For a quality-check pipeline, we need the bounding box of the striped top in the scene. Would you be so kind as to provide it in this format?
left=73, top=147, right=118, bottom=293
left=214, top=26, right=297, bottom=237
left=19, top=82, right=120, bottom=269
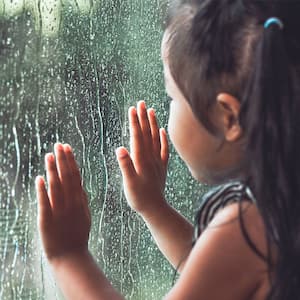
left=194, top=181, right=256, bottom=240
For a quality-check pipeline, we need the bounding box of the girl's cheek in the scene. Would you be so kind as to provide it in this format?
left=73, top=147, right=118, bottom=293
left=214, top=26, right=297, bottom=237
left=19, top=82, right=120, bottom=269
left=167, top=118, right=174, bottom=146
left=167, top=110, right=183, bottom=157
left=167, top=106, right=176, bottom=146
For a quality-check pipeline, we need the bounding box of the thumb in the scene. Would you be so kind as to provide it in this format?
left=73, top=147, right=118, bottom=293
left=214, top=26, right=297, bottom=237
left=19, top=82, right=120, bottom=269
left=36, top=176, right=52, bottom=222
left=116, top=147, right=137, bottom=180
left=160, top=128, right=169, bottom=168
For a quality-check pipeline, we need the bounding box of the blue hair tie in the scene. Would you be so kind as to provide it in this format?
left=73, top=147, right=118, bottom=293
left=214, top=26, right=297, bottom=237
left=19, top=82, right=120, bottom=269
left=264, top=17, right=284, bottom=30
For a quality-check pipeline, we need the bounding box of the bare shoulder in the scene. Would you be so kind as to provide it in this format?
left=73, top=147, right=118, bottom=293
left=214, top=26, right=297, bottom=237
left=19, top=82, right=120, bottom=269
left=210, top=201, right=269, bottom=259
left=164, top=201, right=271, bottom=300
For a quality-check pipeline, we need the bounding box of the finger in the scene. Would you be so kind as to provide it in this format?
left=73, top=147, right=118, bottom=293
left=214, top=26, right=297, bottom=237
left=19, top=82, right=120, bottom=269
left=129, top=106, right=145, bottom=162
left=116, top=147, right=137, bottom=180
left=54, top=143, right=73, bottom=200
left=63, top=144, right=84, bottom=207
left=148, top=108, right=161, bottom=157
left=36, top=176, right=52, bottom=222
left=137, top=101, right=153, bottom=150
left=63, top=144, right=82, bottom=188
left=45, top=153, right=64, bottom=210
left=160, top=128, right=169, bottom=168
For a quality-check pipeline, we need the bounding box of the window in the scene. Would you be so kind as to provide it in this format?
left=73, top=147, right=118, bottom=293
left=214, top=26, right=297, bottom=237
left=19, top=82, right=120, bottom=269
left=0, top=1, right=205, bottom=299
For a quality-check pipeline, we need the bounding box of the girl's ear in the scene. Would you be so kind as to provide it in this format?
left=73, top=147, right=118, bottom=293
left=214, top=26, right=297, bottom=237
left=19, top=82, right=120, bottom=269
left=216, top=93, right=242, bottom=142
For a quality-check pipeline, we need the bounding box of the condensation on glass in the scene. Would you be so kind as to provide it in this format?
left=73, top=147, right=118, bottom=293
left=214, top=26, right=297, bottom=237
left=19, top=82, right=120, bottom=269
left=0, top=1, right=205, bottom=299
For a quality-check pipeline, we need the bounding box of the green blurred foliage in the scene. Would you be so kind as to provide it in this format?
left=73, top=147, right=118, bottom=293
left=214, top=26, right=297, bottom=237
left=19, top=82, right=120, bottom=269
left=0, top=1, right=207, bottom=299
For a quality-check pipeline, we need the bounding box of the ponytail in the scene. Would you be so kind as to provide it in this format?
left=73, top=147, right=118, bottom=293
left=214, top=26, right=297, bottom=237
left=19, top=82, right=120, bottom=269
left=239, top=14, right=300, bottom=300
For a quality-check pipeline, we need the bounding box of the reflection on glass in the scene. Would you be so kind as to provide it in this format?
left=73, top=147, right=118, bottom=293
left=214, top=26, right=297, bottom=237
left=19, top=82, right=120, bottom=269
left=0, top=1, right=206, bottom=299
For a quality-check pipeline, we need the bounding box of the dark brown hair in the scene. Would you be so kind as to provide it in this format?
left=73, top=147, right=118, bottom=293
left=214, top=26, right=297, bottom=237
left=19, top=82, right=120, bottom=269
left=165, top=1, right=300, bottom=299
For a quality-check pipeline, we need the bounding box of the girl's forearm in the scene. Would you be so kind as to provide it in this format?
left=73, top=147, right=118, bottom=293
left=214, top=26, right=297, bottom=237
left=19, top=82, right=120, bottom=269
left=141, top=200, right=194, bottom=272
left=49, top=249, right=124, bottom=300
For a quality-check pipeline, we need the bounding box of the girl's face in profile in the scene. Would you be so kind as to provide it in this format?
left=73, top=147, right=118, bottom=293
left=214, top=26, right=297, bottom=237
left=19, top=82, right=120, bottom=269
left=161, top=31, right=246, bottom=185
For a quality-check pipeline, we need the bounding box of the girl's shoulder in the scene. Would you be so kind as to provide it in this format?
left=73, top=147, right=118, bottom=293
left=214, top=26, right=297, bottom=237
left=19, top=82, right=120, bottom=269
left=194, top=180, right=256, bottom=238
left=194, top=180, right=276, bottom=268
left=168, top=182, right=271, bottom=300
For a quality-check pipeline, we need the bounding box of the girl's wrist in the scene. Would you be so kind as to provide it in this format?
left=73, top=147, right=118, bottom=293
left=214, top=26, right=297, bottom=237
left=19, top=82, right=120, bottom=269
left=139, top=197, right=171, bottom=223
left=47, top=247, right=90, bottom=269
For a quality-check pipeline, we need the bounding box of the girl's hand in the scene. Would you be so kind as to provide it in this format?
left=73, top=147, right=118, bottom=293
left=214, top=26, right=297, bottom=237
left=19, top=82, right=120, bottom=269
left=36, top=143, right=91, bottom=263
left=116, top=101, right=169, bottom=216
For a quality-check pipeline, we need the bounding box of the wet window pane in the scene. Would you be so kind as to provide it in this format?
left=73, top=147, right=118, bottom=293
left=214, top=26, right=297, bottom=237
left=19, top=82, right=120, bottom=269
left=0, top=1, right=206, bottom=299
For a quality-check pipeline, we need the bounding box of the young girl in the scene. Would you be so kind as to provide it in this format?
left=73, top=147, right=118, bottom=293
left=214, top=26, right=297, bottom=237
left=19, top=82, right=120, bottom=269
left=35, top=1, right=300, bottom=299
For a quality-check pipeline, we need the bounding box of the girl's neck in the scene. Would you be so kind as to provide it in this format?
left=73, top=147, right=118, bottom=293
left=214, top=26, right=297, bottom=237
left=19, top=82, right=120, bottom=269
left=206, top=159, right=250, bottom=186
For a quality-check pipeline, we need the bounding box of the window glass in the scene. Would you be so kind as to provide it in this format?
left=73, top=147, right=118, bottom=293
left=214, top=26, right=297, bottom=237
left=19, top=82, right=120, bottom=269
left=0, top=1, right=206, bottom=299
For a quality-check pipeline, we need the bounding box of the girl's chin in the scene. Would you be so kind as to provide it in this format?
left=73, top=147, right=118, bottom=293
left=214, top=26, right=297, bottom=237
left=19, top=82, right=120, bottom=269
left=188, top=167, right=212, bottom=185
left=189, top=167, right=240, bottom=186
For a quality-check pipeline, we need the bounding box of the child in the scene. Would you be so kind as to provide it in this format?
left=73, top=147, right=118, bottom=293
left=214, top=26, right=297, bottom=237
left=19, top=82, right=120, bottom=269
left=36, top=1, right=300, bottom=299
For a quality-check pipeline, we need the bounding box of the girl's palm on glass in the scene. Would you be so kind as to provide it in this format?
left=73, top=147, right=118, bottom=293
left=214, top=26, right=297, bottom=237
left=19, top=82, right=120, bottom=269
left=36, top=143, right=91, bottom=262
left=116, top=101, right=169, bottom=216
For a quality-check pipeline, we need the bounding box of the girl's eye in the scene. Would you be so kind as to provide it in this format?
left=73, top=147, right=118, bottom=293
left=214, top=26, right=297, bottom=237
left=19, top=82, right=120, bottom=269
left=166, top=95, right=173, bottom=102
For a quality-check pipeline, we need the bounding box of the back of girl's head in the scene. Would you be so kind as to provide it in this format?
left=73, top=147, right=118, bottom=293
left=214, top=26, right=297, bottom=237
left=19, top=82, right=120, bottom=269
left=164, top=1, right=300, bottom=299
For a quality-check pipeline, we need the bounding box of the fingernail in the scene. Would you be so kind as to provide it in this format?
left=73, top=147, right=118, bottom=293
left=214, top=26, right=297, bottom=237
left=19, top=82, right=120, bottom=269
left=35, top=176, right=40, bottom=185
left=54, top=143, right=63, bottom=151
left=115, top=147, right=127, bottom=158
left=35, top=176, right=44, bottom=186
left=148, top=108, right=155, bottom=115
left=138, top=100, right=146, bottom=108
left=161, top=128, right=167, bottom=134
left=64, top=144, right=72, bottom=152
left=45, top=153, right=54, bottom=164
left=129, top=106, right=137, bottom=114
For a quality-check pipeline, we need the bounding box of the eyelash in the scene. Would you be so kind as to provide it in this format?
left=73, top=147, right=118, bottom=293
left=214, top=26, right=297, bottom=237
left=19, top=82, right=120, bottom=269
left=166, top=95, right=173, bottom=102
